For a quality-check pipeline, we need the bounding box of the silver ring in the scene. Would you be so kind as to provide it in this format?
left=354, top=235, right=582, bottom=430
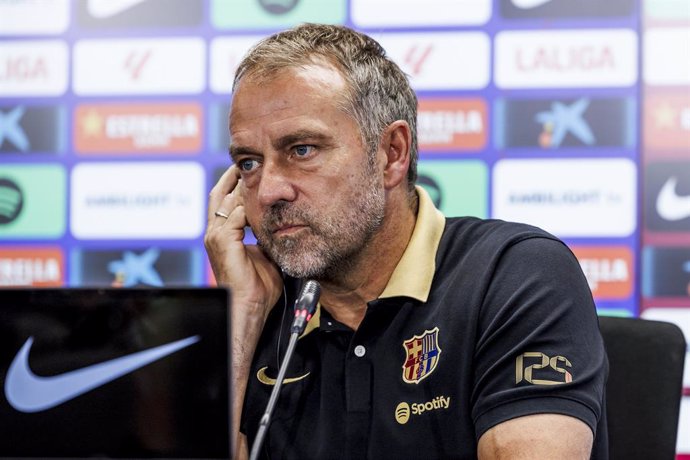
left=215, top=210, right=229, bottom=219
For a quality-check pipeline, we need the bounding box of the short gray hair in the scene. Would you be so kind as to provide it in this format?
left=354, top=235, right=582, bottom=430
left=233, top=23, right=418, bottom=193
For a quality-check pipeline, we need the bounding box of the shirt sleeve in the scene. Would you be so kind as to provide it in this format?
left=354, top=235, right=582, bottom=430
left=471, top=236, right=608, bottom=440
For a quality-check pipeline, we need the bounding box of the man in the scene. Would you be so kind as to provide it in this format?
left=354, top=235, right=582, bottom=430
left=205, top=23, right=607, bottom=460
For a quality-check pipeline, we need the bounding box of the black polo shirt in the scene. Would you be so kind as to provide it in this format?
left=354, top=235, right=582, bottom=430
left=241, top=188, right=608, bottom=460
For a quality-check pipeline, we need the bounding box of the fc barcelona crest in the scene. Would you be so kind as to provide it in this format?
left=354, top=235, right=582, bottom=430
left=402, top=327, right=441, bottom=384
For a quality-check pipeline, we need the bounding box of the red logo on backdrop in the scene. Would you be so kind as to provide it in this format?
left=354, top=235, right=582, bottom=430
left=0, top=56, right=48, bottom=82
left=404, top=44, right=433, bottom=76
left=0, top=247, right=64, bottom=287
left=123, top=50, right=152, bottom=80
left=517, top=45, right=615, bottom=72
left=402, top=327, right=441, bottom=384
left=417, top=98, right=487, bottom=151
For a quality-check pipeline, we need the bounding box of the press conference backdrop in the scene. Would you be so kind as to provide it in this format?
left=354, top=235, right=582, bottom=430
left=0, top=0, right=688, bottom=455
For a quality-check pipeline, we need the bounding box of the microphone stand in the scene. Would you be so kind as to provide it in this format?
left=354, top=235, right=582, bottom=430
left=249, top=280, right=320, bottom=460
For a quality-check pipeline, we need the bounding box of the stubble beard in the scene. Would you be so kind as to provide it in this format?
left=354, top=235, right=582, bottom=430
left=255, top=164, right=385, bottom=281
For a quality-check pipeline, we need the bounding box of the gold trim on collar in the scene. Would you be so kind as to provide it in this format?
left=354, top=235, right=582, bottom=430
left=379, top=186, right=445, bottom=302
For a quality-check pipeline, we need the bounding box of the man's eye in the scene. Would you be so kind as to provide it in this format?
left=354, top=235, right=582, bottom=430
left=294, top=145, right=314, bottom=157
left=238, top=159, right=259, bottom=171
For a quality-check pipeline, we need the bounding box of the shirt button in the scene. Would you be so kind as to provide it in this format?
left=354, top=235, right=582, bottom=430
left=354, top=345, right=366, bottom=357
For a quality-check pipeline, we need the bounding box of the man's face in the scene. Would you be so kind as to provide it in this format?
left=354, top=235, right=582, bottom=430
left=229, top=64, right=386, bottom=279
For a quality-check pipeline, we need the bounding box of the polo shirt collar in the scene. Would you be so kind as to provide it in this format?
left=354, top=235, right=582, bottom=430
left=301, top=185, right=446, bottom=336
left=378, top=185, right=445, bottom=302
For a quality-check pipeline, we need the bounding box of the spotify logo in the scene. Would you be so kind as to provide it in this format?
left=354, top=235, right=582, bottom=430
left=395, top=402, right=411, bottom=425
left=258, top=0, right=299, bottom=15
left=0, top=178, right=23, bottom=224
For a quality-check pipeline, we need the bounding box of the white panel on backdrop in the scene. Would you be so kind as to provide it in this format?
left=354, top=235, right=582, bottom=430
left=73, top=38, right=205, bottom=95
left=375, top=32, right=490, bottom=90
left=0, top=40, right=68, bottom=97
left=70, top=162, right=205, bottom=239
left=0, top=0, right=69, bottom=35
left=351, top=0, right=491, bottom=27
left=644, top=27, right=690, bottom=86
left=494, top=29, right=638, bottom=88
left=492, top=158, right=637, bottom=237
left=210, top=35, right=267, bottom=95
left=679, top=397, right=690, bottom=453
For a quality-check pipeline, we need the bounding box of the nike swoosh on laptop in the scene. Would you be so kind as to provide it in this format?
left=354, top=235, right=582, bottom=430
left=4, top=335, right=200, bottom=413
left=656, top=176, right=690, bottom=221
left=511, top=0, right=554, bottom=9
left=88, top=0, right=147, bottom=18
left=256, top=366, right=310, bottom=386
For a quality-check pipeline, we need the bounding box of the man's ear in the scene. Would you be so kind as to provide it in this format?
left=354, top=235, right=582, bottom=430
left=379, top=120, right=412, bottom=190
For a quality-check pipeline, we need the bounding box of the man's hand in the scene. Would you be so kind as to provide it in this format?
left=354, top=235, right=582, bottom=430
left=205, top=164, right=283, bottom=315
left=204, top=165, right=283, bottom=459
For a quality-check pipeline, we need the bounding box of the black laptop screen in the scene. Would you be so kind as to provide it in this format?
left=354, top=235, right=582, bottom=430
left=0, top=288, right=230, bottom=459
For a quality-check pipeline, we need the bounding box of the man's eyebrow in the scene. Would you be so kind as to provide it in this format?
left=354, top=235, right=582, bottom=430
left=273, top=130, right=333, bottom=151
left=229, top=145, right=260, bottom=161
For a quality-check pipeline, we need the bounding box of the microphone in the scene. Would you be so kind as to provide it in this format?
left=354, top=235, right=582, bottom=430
left=249, top=280, right=321, bottom=460
left=290, top=280, right=321, bottom=334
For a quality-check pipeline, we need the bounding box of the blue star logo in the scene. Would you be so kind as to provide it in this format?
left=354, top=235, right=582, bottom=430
left=535, top=98, right=595, bottom=148
left=0, top=106, right=30, bottom=152
left=108, top=248, right=164, bottom=287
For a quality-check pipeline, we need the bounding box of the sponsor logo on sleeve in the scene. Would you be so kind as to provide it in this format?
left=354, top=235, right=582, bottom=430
left=644, top=28, right=690, bottom=86
left=0, top=40, right=68, bottom=97
left=376, top=32, right=490, bottom=90
left=351, top=0, right=490, bottom=27
left=0, top=165, right=66, bottom=239
left=570, top=246, right=633, bottom=299
left=494, top=29, right=637, bottom=89
left=73, top=38, right=205, bottom=95
left=515, top=352, right=573, bottom=385
left=495, top=97, right=635, bottom=149
left=492, top=158, right=637, bottom=237
left=0, top=247, right=64, bottom=287
left=70, top=162, right=204, bottom=239
left=417, top=98, right=487, bottom=151
left=74, top=103, right=202, bottom=154
left=0, top=0, right=69, bottom=35
left=0, top=105, right=65, bottom=154
left=210, top=0, right=345, bottom=29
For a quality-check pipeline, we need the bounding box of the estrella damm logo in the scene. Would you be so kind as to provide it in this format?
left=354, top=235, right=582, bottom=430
left=402, top=327, right=441, bottom=384
left=515, top=352, right=572, bottom=385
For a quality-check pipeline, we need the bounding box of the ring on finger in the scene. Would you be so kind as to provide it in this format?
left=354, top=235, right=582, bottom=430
left=215, top=210, right=229, bottom=219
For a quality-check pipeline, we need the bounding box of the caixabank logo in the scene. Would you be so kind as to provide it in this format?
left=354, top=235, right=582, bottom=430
left=70, top=247, right=202, bottom=286
left=494, top=97, right=635, bottom=150
left=0, top=105, right=65, bottom=154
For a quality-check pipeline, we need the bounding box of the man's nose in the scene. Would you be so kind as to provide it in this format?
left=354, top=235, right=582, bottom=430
left=257, top=161, right=297, bottom=207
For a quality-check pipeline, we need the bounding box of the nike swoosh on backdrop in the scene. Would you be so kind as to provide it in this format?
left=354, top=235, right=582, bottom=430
left=88, top=0, right=148, bottom=18
left=4, top=335, right=200, bottom=413
left=656, top=176, right=690, bottom=221
left=511, top=0, right=554, bottom=9
left=257, top=366, right=310, bottom=386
